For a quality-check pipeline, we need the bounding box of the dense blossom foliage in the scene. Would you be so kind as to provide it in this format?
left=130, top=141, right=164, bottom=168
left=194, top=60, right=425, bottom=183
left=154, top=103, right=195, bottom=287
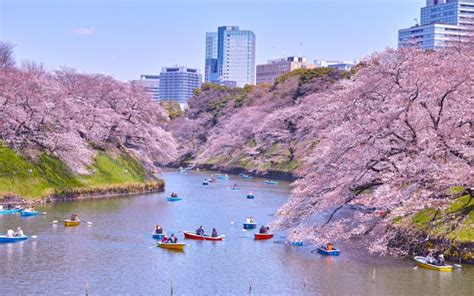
left=0, top=56, right=176, bottom=174
left=171, top=43, right=473, bottom=252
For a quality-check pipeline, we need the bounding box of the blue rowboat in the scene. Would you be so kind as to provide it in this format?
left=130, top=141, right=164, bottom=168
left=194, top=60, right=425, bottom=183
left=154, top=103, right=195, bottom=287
left=21, top=211, right=40, bottom=217
left=243, top=223, right=257, bottom=229
left=167, top=197, right=183, bottom=202
left=0, top=235, right=28, bottom=243
left=0, top=209, right=22, bottom=215
left=216, top=174, right=229, bottom=180
left=152, top=233, right=165, bottom=240
left=289, top=241, right=304, bottom=246
left=239, top=173, right=253, bottom=179
left=316, top=245, right=340, bottom=256
left=246, top=194, right=254, bottom=199
left=263, top=180, right=278, bottom=185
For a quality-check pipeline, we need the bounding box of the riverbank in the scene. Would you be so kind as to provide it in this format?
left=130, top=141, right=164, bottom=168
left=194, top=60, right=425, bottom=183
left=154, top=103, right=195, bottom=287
left=0, top=145, right=165, bottom=205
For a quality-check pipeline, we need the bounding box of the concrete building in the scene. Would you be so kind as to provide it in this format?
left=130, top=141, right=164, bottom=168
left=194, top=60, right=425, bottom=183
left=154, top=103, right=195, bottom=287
left=314, top=60, right=355, bottom=71
left=398, top=0, right=474, bottom=50
left=131, top=75, right=160, bottom=100
left=256, top=56, right=315, bottom=84
left=159, top=66, right=202, bottom=103
left=205, top=26, right=256, bottom=87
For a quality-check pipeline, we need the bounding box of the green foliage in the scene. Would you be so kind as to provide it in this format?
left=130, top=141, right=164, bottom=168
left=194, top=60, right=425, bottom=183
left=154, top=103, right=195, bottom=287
left=411, top=208, right=438, bottom=230
left=246, top=139, right=257, bottom=148
left=36, top=154, right=82, bottom=190
left=207, top=97, right=230, bottom=118
left=160, top=101, right=184, bottom=119
left=200, top=83, right=231, bottom=92
left=448, top=186, right=465, bottom=195
left=274, top=68, right=309, bottom=85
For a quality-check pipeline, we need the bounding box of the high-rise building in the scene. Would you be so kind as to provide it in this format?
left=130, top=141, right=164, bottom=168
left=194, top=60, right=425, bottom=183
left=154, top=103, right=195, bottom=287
left=159, top=66, right=202, bottom=103
left=131, top=75, right=160, bottom=100
left=398, top=0, right=474, bottom=50
left=314, top=60, right=356, bottom=71
left=256, top=56, right=315, bottom=84
left=205, top=26, right=256, bottom=87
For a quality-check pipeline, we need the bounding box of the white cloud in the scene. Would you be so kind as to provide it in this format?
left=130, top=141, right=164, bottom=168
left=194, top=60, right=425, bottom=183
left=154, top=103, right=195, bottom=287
left=73, top=27, right=95, bottom=36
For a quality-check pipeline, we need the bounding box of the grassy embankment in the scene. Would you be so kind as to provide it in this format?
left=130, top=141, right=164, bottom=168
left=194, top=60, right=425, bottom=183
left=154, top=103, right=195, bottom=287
left=0, top=144, right=162, bottom=201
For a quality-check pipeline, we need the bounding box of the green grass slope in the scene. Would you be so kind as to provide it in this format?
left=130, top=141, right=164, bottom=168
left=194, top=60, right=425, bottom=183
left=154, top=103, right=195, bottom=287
left=0, top=144, right=152, bottom=200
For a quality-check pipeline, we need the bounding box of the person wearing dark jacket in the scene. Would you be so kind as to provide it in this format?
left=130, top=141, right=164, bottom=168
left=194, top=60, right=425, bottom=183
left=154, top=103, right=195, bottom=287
left=196, top=226, right=205, bottom=236
left=211, top=228, right=218, bottom=237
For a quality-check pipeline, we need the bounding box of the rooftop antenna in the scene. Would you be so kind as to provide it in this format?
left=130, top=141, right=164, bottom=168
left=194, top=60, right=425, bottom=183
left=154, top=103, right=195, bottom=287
left=414, top=18, right=419, bottom=26
left=299, top=42, right=303, bottom=58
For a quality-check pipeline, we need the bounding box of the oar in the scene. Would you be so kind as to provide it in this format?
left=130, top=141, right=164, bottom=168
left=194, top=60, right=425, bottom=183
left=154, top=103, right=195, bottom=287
left=453, top=264, right=462, bottom=269
left=52, top=220, right=58, bottom=224
left=30, top=235, right=38, bottom=239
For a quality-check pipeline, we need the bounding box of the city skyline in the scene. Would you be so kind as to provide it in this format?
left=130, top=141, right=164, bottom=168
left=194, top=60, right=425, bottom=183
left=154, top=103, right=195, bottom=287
left=1, top=0, right=425, bottom=81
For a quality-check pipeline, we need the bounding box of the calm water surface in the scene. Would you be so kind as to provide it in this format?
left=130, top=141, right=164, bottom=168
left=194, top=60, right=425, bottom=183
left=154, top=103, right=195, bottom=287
left=1, top=170, right=473, bottom=295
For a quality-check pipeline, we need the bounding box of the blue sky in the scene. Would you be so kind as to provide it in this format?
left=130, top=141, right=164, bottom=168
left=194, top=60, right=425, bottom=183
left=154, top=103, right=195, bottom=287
left=0, top=0, right=425, bottom=81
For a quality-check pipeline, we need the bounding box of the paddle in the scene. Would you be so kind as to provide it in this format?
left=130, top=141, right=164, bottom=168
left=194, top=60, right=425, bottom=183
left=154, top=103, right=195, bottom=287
left=30, top=235, right=38, bottom=239
left=453, top=264, right=462, bottom=269
left=52, top=220, right=58, bottom=224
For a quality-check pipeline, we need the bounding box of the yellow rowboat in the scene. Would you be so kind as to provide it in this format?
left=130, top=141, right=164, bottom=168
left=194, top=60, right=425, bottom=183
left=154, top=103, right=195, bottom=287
left=64, top=220, right=80, bottom=227
left=414, top=256, right=453, bottom=272
left=158, top=242, right=185, bottom=251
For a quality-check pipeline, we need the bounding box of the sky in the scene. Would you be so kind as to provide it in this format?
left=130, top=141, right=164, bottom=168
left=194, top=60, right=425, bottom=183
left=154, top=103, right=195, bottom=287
left=0, top=0, right=425, bottom=81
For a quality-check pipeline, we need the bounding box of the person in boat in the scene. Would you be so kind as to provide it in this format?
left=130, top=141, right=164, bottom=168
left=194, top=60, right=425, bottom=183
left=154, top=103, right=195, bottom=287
left=438, top=254, right=445, bottom=266
left=167, top=234, right=178, bottom=243
left=70, top=213, right=79, bottom=222
left=426, top=252, right=437, bottom=264
left=196, top=226, right=205, bottom=236
left=259, top=226, right=268, bottom=234
left=232, top=183, right=238, bottom=189
left=161, top=235, right=168, bottom=243
left=7, top=204, right=12, bottom=210
left=326, top=243, right=333, bottom=251
left=211, top=228, right=218, bottom=237
left=155, top=225, right=163, bottom=234
left=248, top=192, right=253, bottom=197
left=249, top=216, right=255, bottom=223
left=170, top=192, right=177, bottom=198
left=14, top=227, right=24, bottom=237
left=6, top=229, right=14, bottom=238
left=246, top=216, right=252, bottom=223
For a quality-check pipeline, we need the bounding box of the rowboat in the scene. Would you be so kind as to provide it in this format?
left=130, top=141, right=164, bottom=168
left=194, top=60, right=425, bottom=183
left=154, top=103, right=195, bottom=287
left=202, top=181, right=209, bottom=185
left=21, top=211, right=40, bottom=217
left=414, top=256, right=453, bottom=272
left=0, top=209, right=22, bottom=215
left=158, top=242, right=186, bottom=251
left=317, top=246, right=340, bottom=256
left=152, top=233, right=165, bottom=240
left=0, top=235, right=28, bottom=243
left=289, top=241, right=304, bottom=246
left=64, top=220, right=80, bottom=227
left=216, top=174, right=229, bottom=180
left=263, top=180, right=278, bottom=185
left=246, top=194, right=254, bottom=199
left=167, top=197, right=183, bottom=202
left=239, top=173, right=252, bottom=179
left=243, top=223, right=257, bottom=229
left=254, top=233, right=273, bottom=240
left=183, top=231, right=224, bottom=241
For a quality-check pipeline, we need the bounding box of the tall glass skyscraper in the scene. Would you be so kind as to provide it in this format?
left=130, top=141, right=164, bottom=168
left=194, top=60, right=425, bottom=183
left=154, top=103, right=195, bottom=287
left=205, top=26, right=256, bottom=87
left=398, top=0, right=474, bottom=50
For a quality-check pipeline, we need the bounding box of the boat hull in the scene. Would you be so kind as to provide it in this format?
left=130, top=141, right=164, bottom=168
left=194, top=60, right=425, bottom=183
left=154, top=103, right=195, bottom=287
left=158, top=242, right=185, bottom=251
left=263, top=180, right=278, bottom=185
left=21, top=211, right=40, bottom=217
left=167, top=197, right=183, bottom=202
left=0, top=209, right=22, bottom=215
left=254, top=233, right=273, bottom=240
left=183, top=231, right=223, bottom=241
left=0, top=235, right=28, bottom=243
left=64, top=220, right=80, bottom=227
left=317, top=246, right=340, bottom=256
left=246, top=195, right=254, bottom=199
left=243, top=223, right=257, bottom=229
left=414, top=256, right=453, bottom=272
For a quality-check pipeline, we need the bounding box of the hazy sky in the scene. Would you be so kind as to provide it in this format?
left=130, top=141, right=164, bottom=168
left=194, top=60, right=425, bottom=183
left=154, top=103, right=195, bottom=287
left=1, top=0, right=425, bottom=81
